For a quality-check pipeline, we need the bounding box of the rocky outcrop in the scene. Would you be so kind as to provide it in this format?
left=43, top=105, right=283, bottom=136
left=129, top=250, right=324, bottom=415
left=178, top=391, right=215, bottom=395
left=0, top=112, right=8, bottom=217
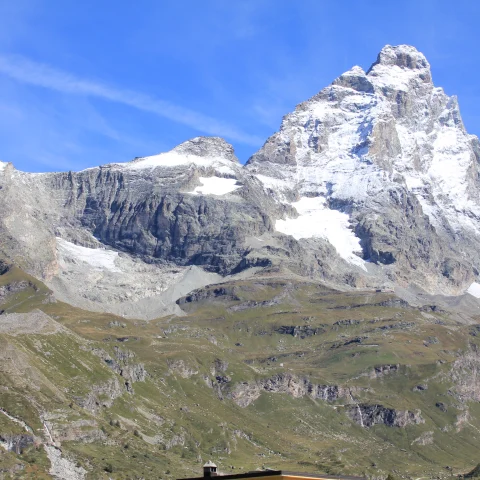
left=177, top=286, right=240, bottom=307
left=449, top=346, right=480, bottom=402
left=275, top=325, right=325, bottom=337
left=411, top=431, right=434, bottom=445
left=0, top=280, right=34, bottom=302
left=229, top=373, right=354, bottom=407
left=413, top=384, right=428, bottom=392
left=0, top=433, right=35, bottom=453
left=372, top=321, right=415, bottom=332
left=333, top=319, right=361, bottom=328
left=370, top=364, right=400, bottom=378
left=167, top=359, right=198, bottom=378
left=74, top=378, right=124, bottom=413
left=347, top=404, right=424, bottom=428
left=44, top=419, right=106, bottom=444
left=211, top=358, right=229, bottom=376
left=90, top=346, right=146, bottom=393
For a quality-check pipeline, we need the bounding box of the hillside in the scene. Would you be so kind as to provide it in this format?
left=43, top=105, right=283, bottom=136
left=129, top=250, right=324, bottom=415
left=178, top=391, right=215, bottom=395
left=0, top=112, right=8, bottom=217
left=1, top=263, right=480, bottom=478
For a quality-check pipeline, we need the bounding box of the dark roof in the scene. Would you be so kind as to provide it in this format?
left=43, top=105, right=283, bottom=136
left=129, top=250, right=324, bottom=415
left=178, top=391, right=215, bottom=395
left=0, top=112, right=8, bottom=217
left=179, top=469, right=365, bottom=480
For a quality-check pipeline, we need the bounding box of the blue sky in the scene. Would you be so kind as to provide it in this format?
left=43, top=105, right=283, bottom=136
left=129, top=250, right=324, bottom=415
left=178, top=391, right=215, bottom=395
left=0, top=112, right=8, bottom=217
left=0, top=0, right=479, bottom=172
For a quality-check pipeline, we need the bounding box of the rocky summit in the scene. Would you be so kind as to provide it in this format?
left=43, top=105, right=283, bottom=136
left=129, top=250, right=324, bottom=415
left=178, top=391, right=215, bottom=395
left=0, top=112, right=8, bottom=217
left=1, top=45, right=480, bottom=479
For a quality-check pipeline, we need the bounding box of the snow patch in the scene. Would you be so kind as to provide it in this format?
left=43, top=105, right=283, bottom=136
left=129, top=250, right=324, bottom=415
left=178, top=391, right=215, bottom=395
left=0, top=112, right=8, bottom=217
left=275, top=197, right=367, bottom=271
left=124, top=151, right=236, bottom=175
left=127, top=151, right=206, bottom=169
left=190, top=176, right=240, bottom=196
left=0, top=161, right=8, bottom=172
left=467, top=282, right=480, bottom=298
left=56, top=238, right=120, bottom=272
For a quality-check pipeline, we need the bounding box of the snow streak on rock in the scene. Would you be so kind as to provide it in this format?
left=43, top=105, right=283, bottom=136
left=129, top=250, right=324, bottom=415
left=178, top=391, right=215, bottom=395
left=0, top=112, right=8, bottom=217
left=275, top=197, right=366, bottom=271
left=190, top=176, right=240, bottom=196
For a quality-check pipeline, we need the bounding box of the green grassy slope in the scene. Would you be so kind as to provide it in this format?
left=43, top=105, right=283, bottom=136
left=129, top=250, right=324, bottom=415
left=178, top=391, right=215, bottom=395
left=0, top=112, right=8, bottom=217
left=0, top=266, right=479, bottom=479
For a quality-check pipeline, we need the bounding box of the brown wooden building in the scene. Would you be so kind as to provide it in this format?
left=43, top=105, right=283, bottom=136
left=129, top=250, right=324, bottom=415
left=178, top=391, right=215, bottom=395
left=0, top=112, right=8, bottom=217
left=179, top=463, right=366, bottom=480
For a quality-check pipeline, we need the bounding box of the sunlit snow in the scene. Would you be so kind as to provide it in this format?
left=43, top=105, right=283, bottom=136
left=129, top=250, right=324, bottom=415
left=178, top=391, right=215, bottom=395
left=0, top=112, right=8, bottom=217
left=367, top=45, right=430, bottom=92
left=190, top=176, right=240, bottom=196
left=127, top=151, right=206, bottom=169
left=124, top=152, right=235, bottom=175
left=56, top=238, right=121, bottom=272
left=467, top=282, right=480, bottom=298
left=275, top=197, right=367, bottom=271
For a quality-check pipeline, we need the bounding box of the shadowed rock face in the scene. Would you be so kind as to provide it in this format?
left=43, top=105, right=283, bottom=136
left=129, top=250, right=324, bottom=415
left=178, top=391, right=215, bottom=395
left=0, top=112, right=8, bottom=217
left=0, top=136, right=276, bottom=277
left=0, top=434, right=35, bottom=454
left=42, top=139, right=274, bottom=275
left=1, top=45, right=480, bottom=316
left=347, top=404, right=424, bottom=428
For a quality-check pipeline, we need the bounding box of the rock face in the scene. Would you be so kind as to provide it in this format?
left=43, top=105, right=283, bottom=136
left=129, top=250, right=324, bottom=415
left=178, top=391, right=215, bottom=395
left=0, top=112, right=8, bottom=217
left=0, top=138, right=273, bottom=318
left=347, top=404, right=424, bottom=428
left=228, top=373, right=353, bottom=407
left=449, top=346, right=480, bottom=402
left=90, top=346, right=147, bottom=393
left=370, top=364, right=400, bottom=378
left=0, top=433, right=35, bottom=453
left=1, top=45, right=480, bottom=316
left=275, top=325, right=325, bottom=337
left=1, top=136, right=273, bottom=275
left=74, top=378, right=124, bottom=413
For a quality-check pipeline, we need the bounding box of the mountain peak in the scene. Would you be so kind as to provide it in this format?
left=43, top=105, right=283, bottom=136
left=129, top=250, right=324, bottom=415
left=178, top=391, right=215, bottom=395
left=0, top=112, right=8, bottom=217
left=367, top=44, right=432, bottom=85
left=172, top=136, right=238, bottom=163
left=370, top=44, right=430, bottom=71
left=332, top=65, right=374, bottom=93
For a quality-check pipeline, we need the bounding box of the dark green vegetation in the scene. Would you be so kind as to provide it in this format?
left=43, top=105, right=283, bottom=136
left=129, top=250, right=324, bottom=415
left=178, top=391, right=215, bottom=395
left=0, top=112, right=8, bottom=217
left=0, top=264, right=479, bottom=479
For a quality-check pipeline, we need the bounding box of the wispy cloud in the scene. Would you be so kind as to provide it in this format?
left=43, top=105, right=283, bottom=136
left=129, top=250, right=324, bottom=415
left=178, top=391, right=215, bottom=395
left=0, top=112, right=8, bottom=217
left=0, top=53, right=262, bottom=146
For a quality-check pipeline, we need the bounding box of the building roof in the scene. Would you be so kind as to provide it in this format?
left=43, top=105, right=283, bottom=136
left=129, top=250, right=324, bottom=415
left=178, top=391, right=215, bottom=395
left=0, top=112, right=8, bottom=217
left=204, top=462, right=218, bottom=468
left=180, top=469, right=366, bottom=480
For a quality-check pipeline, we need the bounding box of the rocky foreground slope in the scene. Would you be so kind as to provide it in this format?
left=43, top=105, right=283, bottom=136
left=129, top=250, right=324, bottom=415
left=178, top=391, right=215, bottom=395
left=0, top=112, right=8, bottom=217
left=1, top=265, right=480, bottom=479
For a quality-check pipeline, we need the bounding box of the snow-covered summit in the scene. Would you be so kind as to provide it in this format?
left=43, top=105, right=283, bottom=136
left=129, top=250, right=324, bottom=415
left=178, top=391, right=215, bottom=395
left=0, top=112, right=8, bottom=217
left=172, top=137, right=238, bottom=163
left=367, top=44, right=432, bottom=90
left=114, top=137, right=241, bottom=176
left=246, top=44, right=480, bottom=293
left=369, top=45, right=430, bottom=72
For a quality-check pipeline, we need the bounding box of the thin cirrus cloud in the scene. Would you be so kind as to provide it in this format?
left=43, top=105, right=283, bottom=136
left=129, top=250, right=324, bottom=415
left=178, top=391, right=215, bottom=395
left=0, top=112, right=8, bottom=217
left=0, top=53, right=262, bottom=146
